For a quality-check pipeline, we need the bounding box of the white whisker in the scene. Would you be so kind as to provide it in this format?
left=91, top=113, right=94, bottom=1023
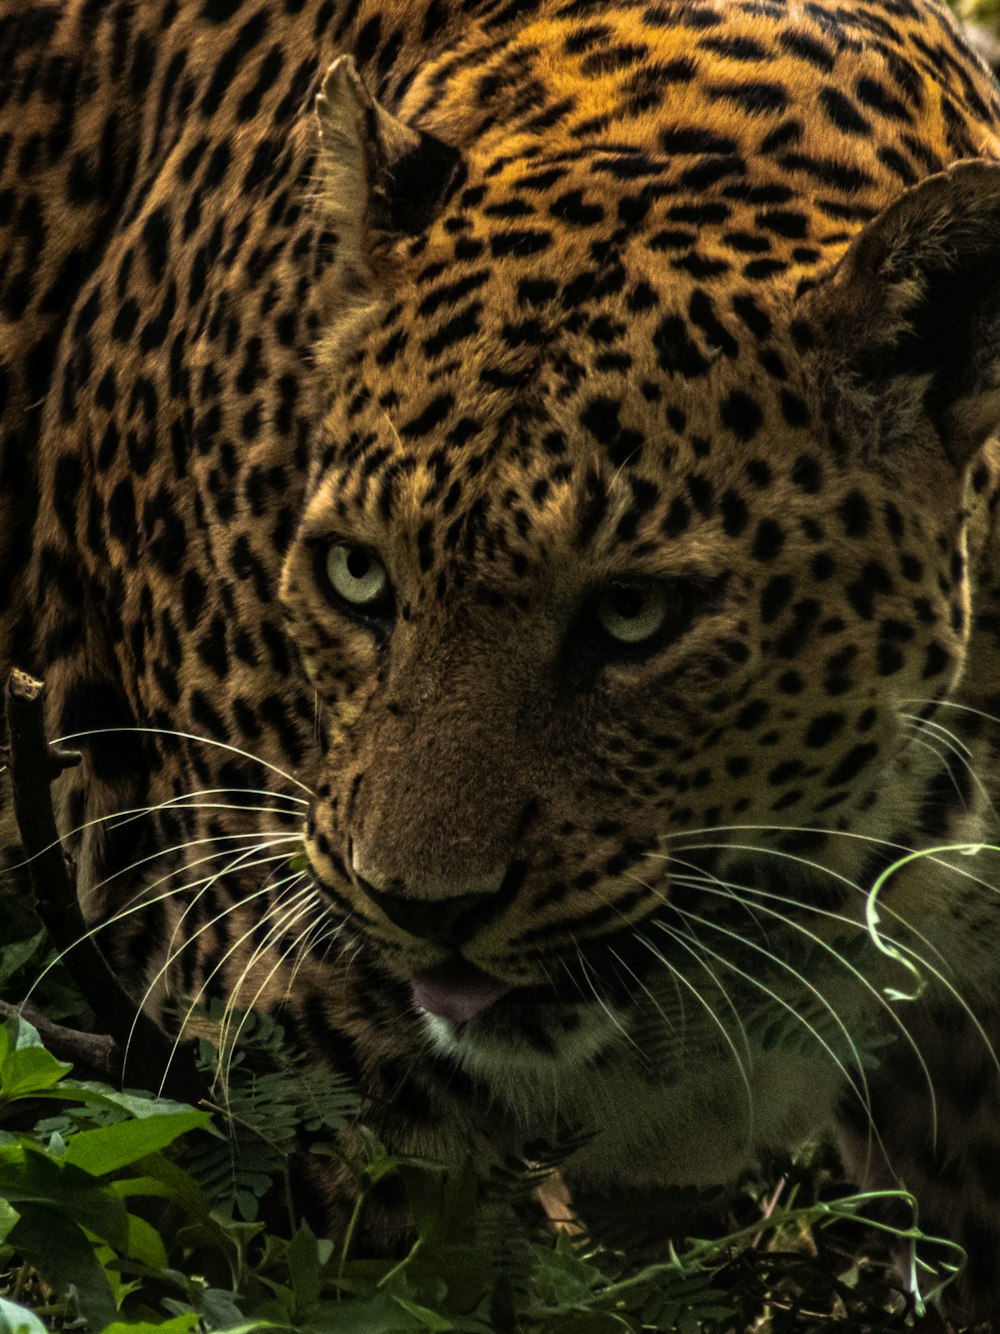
left=629, top=932, right=755, bottom=1115
left=54, top=725, right=314, bottom=796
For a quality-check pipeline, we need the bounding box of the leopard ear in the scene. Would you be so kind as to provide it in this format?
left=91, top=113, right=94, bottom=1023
left=799, top=159, right=1000, bottom=469
left=315, top=56, right=463, bottom=285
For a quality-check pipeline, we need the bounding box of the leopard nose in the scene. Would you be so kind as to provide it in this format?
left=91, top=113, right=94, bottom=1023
left=359, top=883, right=497, bottom=948
left=350, top=845, right=508, bottom=947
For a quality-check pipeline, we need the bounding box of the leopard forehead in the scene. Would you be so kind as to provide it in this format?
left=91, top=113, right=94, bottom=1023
left=305, top=273, right=815, bottom=598
left=294, top=224, right=903, bottom=614
left=302, top=146, right=820, bottom=557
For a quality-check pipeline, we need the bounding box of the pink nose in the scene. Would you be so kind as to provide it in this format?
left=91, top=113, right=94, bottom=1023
left=411, top=959, right=511, bottom=1023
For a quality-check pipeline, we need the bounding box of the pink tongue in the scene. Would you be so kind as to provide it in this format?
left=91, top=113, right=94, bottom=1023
left=411, top=960, right=511, bottom=1023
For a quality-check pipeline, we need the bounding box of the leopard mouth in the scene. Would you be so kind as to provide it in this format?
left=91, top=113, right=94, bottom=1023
left=410, top=958, right=512, bottom=1022
left=408, top=918, right=675, bottom=1028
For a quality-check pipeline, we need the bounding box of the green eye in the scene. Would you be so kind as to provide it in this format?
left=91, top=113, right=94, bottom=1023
left=324, top=543, right=390, bottom=610
left=595, top=584, right=668, bottom=645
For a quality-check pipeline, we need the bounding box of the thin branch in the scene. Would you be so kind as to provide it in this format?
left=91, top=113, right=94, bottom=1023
left=0, top=999, right=118, bottom=1081
left=4, top=669, right=204, bottom=1103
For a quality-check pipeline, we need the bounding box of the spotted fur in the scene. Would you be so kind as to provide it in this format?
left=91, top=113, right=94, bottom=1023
left=3, top=0, right=1000, bottom=1319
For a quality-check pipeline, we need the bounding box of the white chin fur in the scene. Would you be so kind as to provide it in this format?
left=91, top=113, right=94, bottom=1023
left=421, top=1001, right=622, bottom=1083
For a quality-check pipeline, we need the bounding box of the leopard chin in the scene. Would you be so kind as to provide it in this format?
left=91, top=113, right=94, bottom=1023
left=421, top=985, right=623, bottom=1069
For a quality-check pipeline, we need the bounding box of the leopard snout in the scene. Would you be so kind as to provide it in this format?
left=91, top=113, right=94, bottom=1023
left=350, top=842, right=508, bottom=947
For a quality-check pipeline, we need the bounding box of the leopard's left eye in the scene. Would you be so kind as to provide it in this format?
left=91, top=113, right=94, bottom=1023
left=323, top=542, right=392, bottom=614
left=595, top=584, right=668, bottom=645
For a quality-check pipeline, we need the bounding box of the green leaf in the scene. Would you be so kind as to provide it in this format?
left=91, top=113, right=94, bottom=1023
left=93, top=1242, right=143, bottom=1307
left=101, top=1320, right=278, bottom=1334
left=70, top=1084, right=203, bottom=1120
left=63, top=1110, right=210, bottom=1176
left=405, top=1244, right=491, bottom=1314
left=2, top=1014, right=42, bottom=1050
left=303, top=1294, right=439, bottom=1333
left=128, top=1152, right=217, bottom=1223
left=0, top=1295, right=49, bottom=1334
left=399, top=1159, right=478, bottom=1248
left=390, top=1296, right=456, bottom=1331
left=533, top=1231, right=605, bottom=1309
left=0, top=1028, right=72, bottom=1101
left=9, top=1202, right=119, bottom=1329
left=124, top=1212, right=169, bottom=1269
left=0, top=1142, right=128, bottom=1247
left=0, top=930, right=45, bottom=988
left=545, top=1316, right=635, bottom=1333
left=199, top=1287, right=250, bottom=1329
left=0, top=1197, right=19, bottom=1244
left=286, top=1219, right=328, bottom=1312
left=109, top=1174, right=187, bottom=1202
left=98, top=1318, right=202, bottom=1334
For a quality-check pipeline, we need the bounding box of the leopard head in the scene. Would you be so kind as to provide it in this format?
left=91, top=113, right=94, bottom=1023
left=279, top=58, right=1000, bottom=1071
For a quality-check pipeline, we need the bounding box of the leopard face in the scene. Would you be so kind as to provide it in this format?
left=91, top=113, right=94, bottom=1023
left=281, top=229, right=957, bottom=1057
left=276, top=55, right=1000, bottom=1090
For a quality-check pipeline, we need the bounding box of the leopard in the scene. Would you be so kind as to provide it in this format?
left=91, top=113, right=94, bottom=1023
left=3, top=0, right=1000, bottom=1320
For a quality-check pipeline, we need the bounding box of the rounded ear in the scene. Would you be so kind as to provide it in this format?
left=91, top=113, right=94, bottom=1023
left=798, top=159, right=1000, bottom=468
left=315, top=56, right=463, bottom=289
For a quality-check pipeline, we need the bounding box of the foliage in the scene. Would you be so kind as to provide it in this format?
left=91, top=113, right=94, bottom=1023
left=0, top=982, right=964, bottom=1332
left=952, top=0, right=1000, bottom=25
left=0, top=834, right=979, bottom=1333
left=948, top=0, right=1000, bottom=67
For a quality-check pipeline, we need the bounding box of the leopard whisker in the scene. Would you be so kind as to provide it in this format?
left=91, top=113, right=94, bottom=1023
left=200, top=878, right=317, bottom=1090
left=651, top=837, right=863, bottom=913
left=903, top=698, right=1000, bottom=731
left=646, top=889, right=758, bottom=1062
left=674, top=860, right=994, bottom=1114
left=903, top=714, right=974, bottom=760
left=148, top=869, right=313, bottom=1099
left=670, top=839, right=988, bottom=1071
left=566, top=945, right=645, bottom=1059
left=104, top=798, right=304, bottom=844
left=132, top=866, right=310, bottom=1091
left=85, top=832, right=304, bottom=959
left=668, top=844, right=1000, bottom=1081
left=606, top=946, right=679, bottom=1036
left=90, top=827, right=303, bottom=898
left=666, top=859, right=776, bottom=941
left=902, top=713, right=995, bottom=813
left=630, top=929, right=755, bottom=1117
left=579, top=875, right=753, bottom=1067
left=666, top=868, right=939, bottom=1150
left=54, top=725, right=315, bottom=796
left=164, top=874, right=315, bottom=1100
left=672, top=835, right=1000, bottom=936
left=651, top=912, right=872, bottom=1121
left=658, top=821, right=908, bottom=850
left=159, top=840, right=303, bottom=968
left=170, top=875, right=316, bottom=1062
left=651, top=840, right=955, bottom=975
left=21, top=836, right=302, bottom=1007
left=281, top=913, right=345, bottom=1003
left=214, top=888, right=328, bottom=1096
left=902, top=729, right=972, bottom=808
left=585, top=876, right=755, bottom=1081
left=3, top=785, right=305, bottom=877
